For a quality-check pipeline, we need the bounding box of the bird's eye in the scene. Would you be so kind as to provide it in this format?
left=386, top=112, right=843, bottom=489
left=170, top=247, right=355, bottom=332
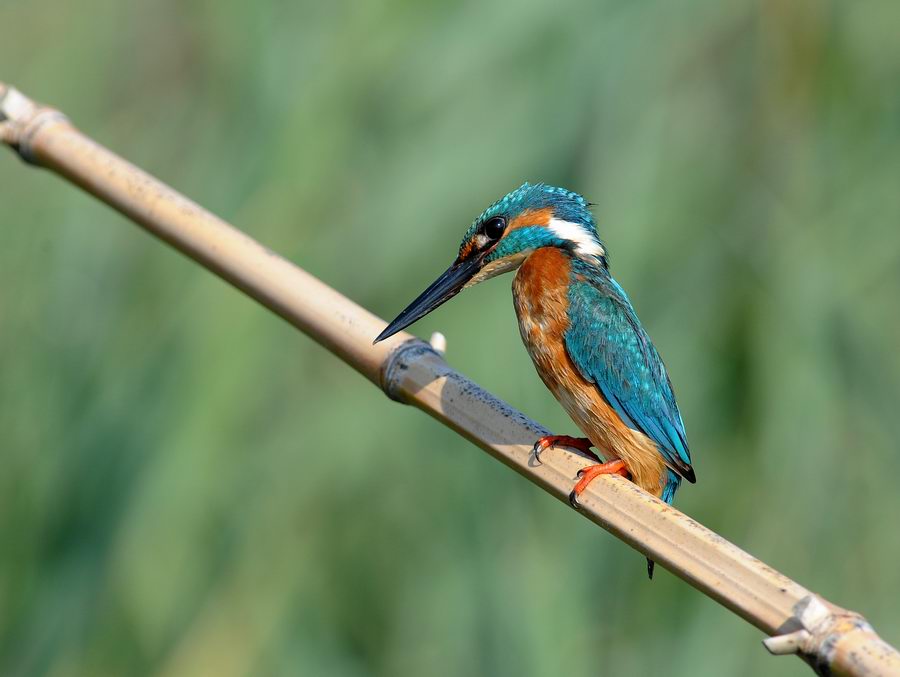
left=483, top=216, right=507, bottom=240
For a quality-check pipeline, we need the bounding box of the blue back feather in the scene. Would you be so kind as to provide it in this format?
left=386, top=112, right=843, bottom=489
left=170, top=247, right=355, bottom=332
left=563, top=262, right=694, bottom=488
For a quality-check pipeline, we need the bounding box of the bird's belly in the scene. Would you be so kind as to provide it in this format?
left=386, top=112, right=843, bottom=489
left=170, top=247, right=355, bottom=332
left=512, top=250, right=668, bottom=496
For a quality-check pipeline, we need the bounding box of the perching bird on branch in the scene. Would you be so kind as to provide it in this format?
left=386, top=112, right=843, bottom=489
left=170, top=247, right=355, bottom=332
left=375, top=183, right=695, bottom=577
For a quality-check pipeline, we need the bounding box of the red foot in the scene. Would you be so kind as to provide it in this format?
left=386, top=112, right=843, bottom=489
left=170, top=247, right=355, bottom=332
left=532, top=435, right=602, bottom=464
left=568, top=459, right=630, bottom=508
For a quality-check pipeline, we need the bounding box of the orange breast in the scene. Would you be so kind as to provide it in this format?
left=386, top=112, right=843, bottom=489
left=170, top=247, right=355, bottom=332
left=512, top=248, right=668, bottom=497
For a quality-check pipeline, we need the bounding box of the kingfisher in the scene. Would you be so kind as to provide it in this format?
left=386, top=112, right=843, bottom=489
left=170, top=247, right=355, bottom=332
left=375, top=183, right=695, bottom=577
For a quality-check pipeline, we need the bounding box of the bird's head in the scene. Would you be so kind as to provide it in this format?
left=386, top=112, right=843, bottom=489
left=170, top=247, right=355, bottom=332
left=375, top=182, right=606, bottom=343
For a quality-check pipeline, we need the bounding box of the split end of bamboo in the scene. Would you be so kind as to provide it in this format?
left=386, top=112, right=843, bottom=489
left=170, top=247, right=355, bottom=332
left=764, top=595, right=900, bottom=675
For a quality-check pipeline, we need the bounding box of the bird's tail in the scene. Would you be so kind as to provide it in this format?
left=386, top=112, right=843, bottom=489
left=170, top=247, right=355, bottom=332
left=661, top=469, right=682, bottom=504
left=647, top=470, right=682, bottom=579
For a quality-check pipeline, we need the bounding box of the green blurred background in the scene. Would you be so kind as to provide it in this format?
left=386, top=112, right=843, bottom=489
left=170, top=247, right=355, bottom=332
left=2, top=1, right=899, bottom=675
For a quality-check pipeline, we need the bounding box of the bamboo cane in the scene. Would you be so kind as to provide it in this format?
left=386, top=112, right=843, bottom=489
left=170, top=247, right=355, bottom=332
left=2, top=83, right=898, bottom=677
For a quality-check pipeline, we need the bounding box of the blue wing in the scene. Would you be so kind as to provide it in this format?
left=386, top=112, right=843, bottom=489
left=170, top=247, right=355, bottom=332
left=563, top=275, right=695, bottom=483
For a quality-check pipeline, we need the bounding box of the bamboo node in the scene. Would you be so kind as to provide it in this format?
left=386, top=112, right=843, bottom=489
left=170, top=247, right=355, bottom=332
left=380, top=338, right=444, bottom=403
left=0, top=85, right=68, bottom=164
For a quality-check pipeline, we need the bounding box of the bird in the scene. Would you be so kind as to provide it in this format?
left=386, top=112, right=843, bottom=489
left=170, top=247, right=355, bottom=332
left=374, top=182, right=695, bottom=577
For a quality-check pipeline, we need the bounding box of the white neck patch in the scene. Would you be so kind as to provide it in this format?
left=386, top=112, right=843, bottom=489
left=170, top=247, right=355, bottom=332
left=547, top=218, right=605, bottom=260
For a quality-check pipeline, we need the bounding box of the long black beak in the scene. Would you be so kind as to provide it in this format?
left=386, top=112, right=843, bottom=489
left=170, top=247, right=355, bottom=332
left=374, top=257, right=481, bottom=343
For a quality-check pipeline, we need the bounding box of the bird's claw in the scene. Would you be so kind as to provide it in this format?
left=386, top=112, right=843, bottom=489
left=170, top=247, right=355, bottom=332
left=568, top=490, right=582, bottom=509
left=568, top=459, right=630, bottom=509
left=531, top=435, right=597, bottom=466
left=531, top=440, right=545, bottom=464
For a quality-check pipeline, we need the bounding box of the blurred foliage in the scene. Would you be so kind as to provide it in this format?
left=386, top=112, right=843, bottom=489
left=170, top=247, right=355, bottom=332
left=2, top=1, right=900, bottom=675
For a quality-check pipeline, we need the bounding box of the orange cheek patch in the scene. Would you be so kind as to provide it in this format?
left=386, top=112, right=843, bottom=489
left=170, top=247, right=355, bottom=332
left=507, top=207, right=553, bottom=233
left=459, top=238, right=478, bottom=260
